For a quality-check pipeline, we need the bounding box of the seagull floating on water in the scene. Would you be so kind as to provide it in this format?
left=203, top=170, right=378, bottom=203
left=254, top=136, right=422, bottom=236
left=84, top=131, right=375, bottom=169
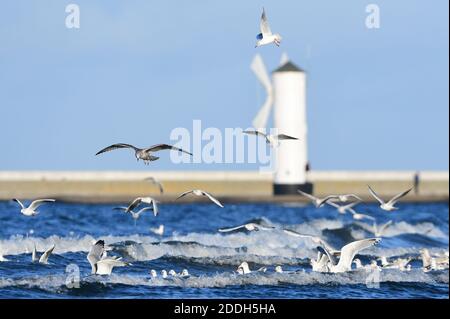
left=144, top=177, right=164, bottom=194
left=126, top=197, right=159, bottom=216
left=368, top=185, right=412, bottom=211
left=176, top=189, right=223, bottom=208
left=218, top=223, right=275, bottom=233
left=113, top=206, right=154, bottom=226
left=12, top=199, right=55, bottom=216
left=87, top=240, right=129, bottom=275
left=275, top=266, right=283, bottom=273
left=150, top=269, right=158, bottom=278
left=420, top=249, right=449, bottom=272
left=379, top=256, right=412, bottom=271
left=236, top=262, right=267, bottom=275
left=95, top=143, right=192, bottom=165
left=255, top=8, right=282, bottom=47
left=32, top=243, right=55, bottom=264
left=243, top=130, right=297, bottom=147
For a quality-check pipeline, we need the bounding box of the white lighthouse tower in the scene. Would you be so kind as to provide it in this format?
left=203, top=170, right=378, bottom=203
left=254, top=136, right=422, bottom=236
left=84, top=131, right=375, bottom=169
left=251, top=54, right=313, bottom=195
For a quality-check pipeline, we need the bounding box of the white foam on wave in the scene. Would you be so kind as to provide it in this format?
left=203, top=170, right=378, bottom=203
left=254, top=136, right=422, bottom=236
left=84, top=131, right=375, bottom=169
left=0, top=219, right=447, bottom=264
left=0, top=269, right=447, bottom=291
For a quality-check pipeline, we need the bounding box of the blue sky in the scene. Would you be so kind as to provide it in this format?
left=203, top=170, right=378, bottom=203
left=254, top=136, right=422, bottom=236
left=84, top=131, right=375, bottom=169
left=0, top=1, right=448, bottom=171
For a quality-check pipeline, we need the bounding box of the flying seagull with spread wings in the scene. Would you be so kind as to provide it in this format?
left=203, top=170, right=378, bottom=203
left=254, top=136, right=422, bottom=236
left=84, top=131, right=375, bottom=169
left=125, top=197, right=159, bottom=216
left=317, top=238, right=381, bottom=273
left=113, top=206, right=154, bottom=226
left=176, top=189, right=224, bottom=208
left=12, top=199, right=55, bottom=216
left=255, top=8, right=282, bottom=47
left=218, top=223, right=275, bottom=233
left=368, top=185, right=412, bottom=211
left=87, top=240, right=130, bottom=275
left=297, top=190, right=339, bottom=208
left=95, top=143, right=192, bottom=165
left=144, top=177, right=164, bottom=194
left=244, top=130, right=298, bottom=147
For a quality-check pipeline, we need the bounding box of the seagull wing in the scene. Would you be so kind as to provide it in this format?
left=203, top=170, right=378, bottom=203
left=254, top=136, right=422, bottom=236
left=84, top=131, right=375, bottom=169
left=297, top=190, right=318, bottom=202
left=29, top=199, right=55, bottom=211
left=275, top=134, right=298, bottom=140
left=347, top=194, right=363, bottom=201
left=243, top=129, right=267, bottom=139
left=95, top=143, right=138, bottom=156
left=378, top=220, right=393, bottom=235
left=12, top=199, right=25, bottom=209
left=145, top=177, right=164, bottom=194
left=283, top=229, right=335, bottom=253
left=368, top=185, right=385, bottom=205
left=201, top=191, right=224, bottom=208
left=260, top=7, right=272, bottom=36
left=342, top=200, right=361, bottom=210
left=218, top=225, right=246, bottom=232
left=136, top=206, right=153, bottom=217
left=352, top=211, right=376, bottom=222
left=317, top=195, right=340, bottom=207
left=87, top=240, right=105, bottom=274
left=151, top=200, right=159, bottom=216
left=387, top=187, right=413, bottom=205
left=176, top=190, right=194, bottom=200
left=96, top=258, right=127, bottom=275
left=336, top=238, right=381, bottom=271
left=126, top=197, right=143, bottom=212
left=39, top=244, right=55, bottom=264
left=32, top=244, right=37, bottom=262
left=145, top=144, right=192, bottom=156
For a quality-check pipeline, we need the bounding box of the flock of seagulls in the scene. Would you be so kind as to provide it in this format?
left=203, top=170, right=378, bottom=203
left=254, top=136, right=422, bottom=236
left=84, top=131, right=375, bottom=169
left=1, top=8, right=447, bottom=285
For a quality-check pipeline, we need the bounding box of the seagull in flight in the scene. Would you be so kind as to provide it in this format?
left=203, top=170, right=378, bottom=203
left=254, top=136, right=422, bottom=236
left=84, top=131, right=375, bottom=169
left=297, top=190, right=338, bottom=208
left=368, top=185, right=412, bottom=211
left=176, top=190, right=224, bottom=208
left=348, top=209, right=376, bottom=222
left=317, top=238, right=381, bottom=273
left=126, top=197, right=159, bottom=216
left=372, top=220, right=393, bottom=237
left=331, top=194, right=362, bottom=203
left=327, top=200, right=361, bottom=214
left=95, top=143, right=192, bottom=165
left=113, top=206, right=154, bottom=226
left=144, top=177, right=164, bottom=194
left=255, top=8, right=282, bottom=47
left=12, top=199, right=55, bottom=216
left=32, top=243, right=55, bottom=264
left=218, top=223, right=275, bottom=233
left=87, top=240, right=129, bottom=275
left=244, top=130, right=298, bottom=147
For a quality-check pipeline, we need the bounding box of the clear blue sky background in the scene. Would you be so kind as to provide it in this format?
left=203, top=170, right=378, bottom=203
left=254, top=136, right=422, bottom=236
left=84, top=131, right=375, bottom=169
left=0, top=1, right=448, bottom=171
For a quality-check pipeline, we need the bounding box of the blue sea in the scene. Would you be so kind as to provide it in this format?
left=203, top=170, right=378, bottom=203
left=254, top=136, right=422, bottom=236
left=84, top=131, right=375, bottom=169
left=0, top=201, right=448, bottom=299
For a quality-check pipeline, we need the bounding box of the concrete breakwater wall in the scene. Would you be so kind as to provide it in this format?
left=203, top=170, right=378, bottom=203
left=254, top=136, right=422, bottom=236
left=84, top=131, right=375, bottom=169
left=0, top=171, right=447, bottom=203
